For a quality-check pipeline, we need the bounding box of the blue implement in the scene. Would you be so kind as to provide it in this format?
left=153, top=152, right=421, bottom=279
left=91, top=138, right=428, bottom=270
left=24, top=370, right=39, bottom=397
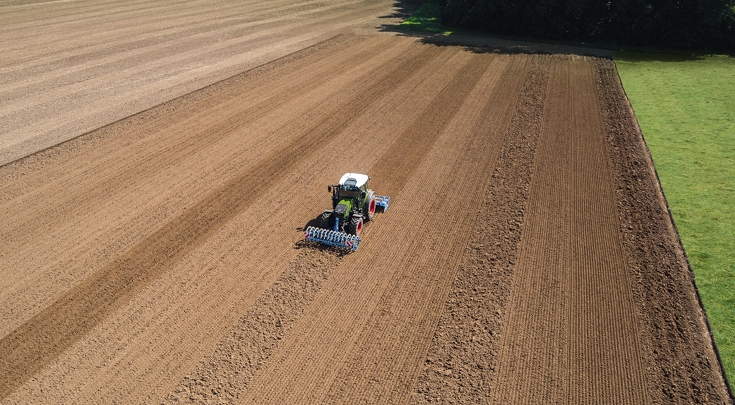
left=374, top=195, right=391, bottom=212
left=304, top=226, right=361, bottom=251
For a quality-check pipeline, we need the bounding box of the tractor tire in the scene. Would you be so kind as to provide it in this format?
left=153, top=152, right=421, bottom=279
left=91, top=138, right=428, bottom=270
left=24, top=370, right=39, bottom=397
left=347, top=216, right=363, bottom=237
left=319, top=210, right=332, bottom=229
left=364, top=190, right=376, bottom=221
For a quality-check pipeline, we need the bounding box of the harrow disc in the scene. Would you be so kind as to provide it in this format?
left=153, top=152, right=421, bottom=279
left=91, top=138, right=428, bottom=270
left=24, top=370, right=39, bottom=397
left=304, top=226, right=361, bottom=251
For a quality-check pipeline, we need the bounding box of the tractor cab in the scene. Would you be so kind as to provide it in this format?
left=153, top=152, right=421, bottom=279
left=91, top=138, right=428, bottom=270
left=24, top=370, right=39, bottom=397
left=332, top=173, right=369, bottom=207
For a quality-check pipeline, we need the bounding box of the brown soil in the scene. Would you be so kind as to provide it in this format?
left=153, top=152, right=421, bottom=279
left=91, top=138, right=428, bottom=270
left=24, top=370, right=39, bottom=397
left=0, top=0, right=401, bottom=166
left=0, top=18, right=731, bottom=405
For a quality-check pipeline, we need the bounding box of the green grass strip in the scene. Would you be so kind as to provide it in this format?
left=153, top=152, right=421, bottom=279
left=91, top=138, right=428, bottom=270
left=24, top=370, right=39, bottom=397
left=614, top=51, right=735, bottom=391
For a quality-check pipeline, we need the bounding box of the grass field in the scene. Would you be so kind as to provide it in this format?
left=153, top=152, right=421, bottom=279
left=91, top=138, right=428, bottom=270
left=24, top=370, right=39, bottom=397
left=614, top=52, right=735, bottom=391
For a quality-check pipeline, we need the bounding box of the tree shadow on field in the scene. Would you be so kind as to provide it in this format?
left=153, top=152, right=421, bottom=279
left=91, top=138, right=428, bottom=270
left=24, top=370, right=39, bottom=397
left=377, top=0, right=423, bottom=21
left=376, top=0, right=613, bottom=58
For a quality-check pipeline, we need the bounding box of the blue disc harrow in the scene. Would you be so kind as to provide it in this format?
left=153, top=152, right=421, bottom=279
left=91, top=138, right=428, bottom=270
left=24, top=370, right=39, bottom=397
left=304, top=226, right=361, bottom=251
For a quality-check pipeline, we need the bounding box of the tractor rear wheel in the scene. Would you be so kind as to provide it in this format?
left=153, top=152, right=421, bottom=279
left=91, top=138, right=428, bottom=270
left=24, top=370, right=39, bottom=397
left=347, top=216, right=363, bottom=237
left=364, top=190, right=376, bottom=221
left=319, top=211, right=332, bottom=229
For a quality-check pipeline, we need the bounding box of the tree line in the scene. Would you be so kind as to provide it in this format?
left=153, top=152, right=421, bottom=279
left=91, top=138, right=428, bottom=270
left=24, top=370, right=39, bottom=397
left=438, top=0, right=735, bottom=51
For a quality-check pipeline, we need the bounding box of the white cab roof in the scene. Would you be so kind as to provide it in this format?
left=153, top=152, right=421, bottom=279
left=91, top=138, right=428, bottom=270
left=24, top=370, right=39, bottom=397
left=339, top=173, right=369, bottom=187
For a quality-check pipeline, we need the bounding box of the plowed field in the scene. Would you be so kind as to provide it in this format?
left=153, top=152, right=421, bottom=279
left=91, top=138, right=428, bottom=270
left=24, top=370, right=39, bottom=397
left=0, top=12, right=731, bottom=405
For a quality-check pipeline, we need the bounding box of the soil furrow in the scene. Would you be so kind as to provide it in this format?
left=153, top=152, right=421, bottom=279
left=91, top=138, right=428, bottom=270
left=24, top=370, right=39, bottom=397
left=410, top=54, right=550, bottom=404
left=488, top=57, right=649, bottom=404
left=322, top=54, right=534, bottom=405
left=0, top=41, right=440, bottom=400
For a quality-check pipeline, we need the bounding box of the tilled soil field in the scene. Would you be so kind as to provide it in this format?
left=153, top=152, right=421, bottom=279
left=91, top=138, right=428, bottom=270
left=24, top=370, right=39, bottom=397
left=0, top=32, right=731, bottom=405
left=0, top=0, right=401, bottom=166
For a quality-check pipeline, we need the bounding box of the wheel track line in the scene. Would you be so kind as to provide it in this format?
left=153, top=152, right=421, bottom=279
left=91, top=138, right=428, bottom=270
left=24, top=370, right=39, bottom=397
left=323, top=55, right=532, bottom=404
left=0, top=42, right=443, bottom=400
left=488, top=57, right=650, bottom=404
left=409, top=55, right=550, bottom=405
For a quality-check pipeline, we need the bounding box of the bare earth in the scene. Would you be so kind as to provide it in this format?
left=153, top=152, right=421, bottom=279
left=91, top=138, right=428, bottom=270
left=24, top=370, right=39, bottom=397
left=0, top=0, right=403, bottom=165
left=0, top=1, right=732, bottom=404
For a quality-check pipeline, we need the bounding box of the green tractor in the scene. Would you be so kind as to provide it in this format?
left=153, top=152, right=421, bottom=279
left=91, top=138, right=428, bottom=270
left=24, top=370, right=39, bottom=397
left=304, top=173, right=390, bottom=251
